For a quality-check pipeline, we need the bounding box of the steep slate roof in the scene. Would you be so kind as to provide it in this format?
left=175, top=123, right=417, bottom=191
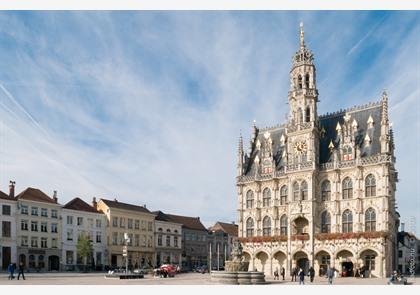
left=209, top=221, right=238, bottom=237
left=0, top=190, right=14, bottom=201
left=243, top=101, right=384, bottom=175
left=100, top=198, right=151, bottom=214
left=63, top=197, right=99, bottom=214
left=166, top=213, right=207, bottom=231
left=15, top=187, right=58, bottom=204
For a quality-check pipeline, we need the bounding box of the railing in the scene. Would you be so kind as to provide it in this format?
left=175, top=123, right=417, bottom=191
left=319, top=154, right=393, bottom=171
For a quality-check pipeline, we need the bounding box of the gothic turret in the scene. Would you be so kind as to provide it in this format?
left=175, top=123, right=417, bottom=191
left=380, top=90, right=390, bottom=154
left=237, top=133, right=244, bottom=176
left=288, top=22, right=319, bottom=126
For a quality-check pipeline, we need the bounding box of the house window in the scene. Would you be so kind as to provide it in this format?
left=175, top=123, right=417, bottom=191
left=280, top=185, right=288, bottom=205
left=41, top=208, right=48, bottom=217
left=158, top=234, right=162, bottom=246
left=135, top=234, right=140, bottom=247
left=148, top=221, right=153, bottom=231
left=342, top=177, right=353, bottom=199
left=41, top=222, right=48, bottom=233
left=301, top=181, right=308, bottom=200
left=120, top=217, right=125, bottom=228
left=31, top=221, right=38, bottom=232
left=67, top=216, right=73, bottom=225
left=21, top=220, right=28, bottom=231
left=262, top=216, right=271, bottom=236
left=66, top=251, right=74, bottom=264
left=365, top=174, right=376, bottom=197
left=2, top=205, right=11, bottom=215
left=21, top=236, right=28, bottom=247
left=246, top=218, right=254, bottom=237
left=96, top=219, right=101, bottom=228
left=51, top=209, right=58, bottom=219
left=342, top=146, right=353, bottom=161
left=262, top=188, right=271, bottom=207
left=134, top=220, right=140, bottom=229
left=128, top=218, right=133, bottom=229
left=293, top=182, right=300, bottom=201
left=31, top=207, right=38, bottom=216
left=166, top=235, right=171, bottom=247
left=51, top=238, right=57, bottom=248
left=1, top=221, right=11, bottom=237
left=141, top=220, right=146, bottom=231
left=21, top=205, right=28, bottom=215
left=51, top=223, right=58, bottom=233
left=365, top=208, right=376, bottom=232
left=67, top=229, right=73, bottom=241
left=112, top=232, right=118, bottom=245
left=342, top=210, right=353, bottom=233
left=280, top=215, right=288, bottom=235
left=96, top=231, right=102, bottom=243
left=112, top=217, right=118, bottom=227
left=77, top=217, right=83, bottom=226
left=31, top=237, right=38, bottom=248
left=246, top=190, right=254, bottom=209
left=321, top=211, right=331, bottom=233
left=128, top=234, right=133, bottom=246
left=321, top=180, right=331, bottom=201
left=41, top=237, right=48, bottom=248
left=174, top=236, right=178, bottom=247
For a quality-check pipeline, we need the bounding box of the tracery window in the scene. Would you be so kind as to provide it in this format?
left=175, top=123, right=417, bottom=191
left=342, top=209, right=353, bottom=233
left=246, top=190, right=254, bottom=209
left=342, top=177, right=353, bottom=199
left=280, top=185, right=288, bottom=205
left=301, top=181, right=308, bottom=200
left=365, top=174, right=376, bottom=197
left=321, top=180, right=331, bottom=201
left=262, top=216, right=271, bottom=236
left=321, top=211, right=331, bottom=233
left=280, top=215, right=288, bottom=236
left=365, top=208, right=376, bottom=232
left=262, top=188, right=271, bottom=207
left=342, top=146, right=353, bottom=161
left=246, top=218, right=254, bottom=237
left=293, top=182, right=300, bottom=201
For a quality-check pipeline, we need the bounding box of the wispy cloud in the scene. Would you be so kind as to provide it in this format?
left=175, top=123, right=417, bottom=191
left=0, top=11, right=418, bottom=229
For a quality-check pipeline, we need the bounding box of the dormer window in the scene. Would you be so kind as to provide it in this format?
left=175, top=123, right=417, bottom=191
left=342, top=145, right=353, bottom=161
left=262, top=159, right=272, bottom=174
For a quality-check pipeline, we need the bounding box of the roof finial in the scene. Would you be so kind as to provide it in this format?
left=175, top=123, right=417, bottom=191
left=300, top=22, right=305, bottom=49
left=381, top=89, right=389, bottom=124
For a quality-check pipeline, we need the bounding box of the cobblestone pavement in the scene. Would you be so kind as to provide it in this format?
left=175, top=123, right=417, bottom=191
left=0, top=272, right=418, bottom=285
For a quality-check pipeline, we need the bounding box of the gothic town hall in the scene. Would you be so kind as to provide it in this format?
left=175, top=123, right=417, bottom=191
left=236, top=24, right=399, bottom=279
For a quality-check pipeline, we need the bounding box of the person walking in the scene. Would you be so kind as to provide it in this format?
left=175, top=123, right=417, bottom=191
left=327, top=266, right=334, bottom=285
left=274, top=267, right=279, bottom=280
left=308, top=266, right=315, bottom=283
left=7, top=263, right=15, bottom=280
left=298, top=268, right=305, bottom=285
left=291, top=266, right=297, bottom=282
left=17, top=262, right=26, bottom=280
left=281, top=267, right=285, bottom=280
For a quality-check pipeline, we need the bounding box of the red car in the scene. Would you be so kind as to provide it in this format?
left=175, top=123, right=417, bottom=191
left=159, top=264, right=176, bottom=277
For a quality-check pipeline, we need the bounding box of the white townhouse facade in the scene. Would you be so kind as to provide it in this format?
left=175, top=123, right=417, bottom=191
left=0, top=182, right=17, bottom=270
left=61, top=197, right=107, bottom=271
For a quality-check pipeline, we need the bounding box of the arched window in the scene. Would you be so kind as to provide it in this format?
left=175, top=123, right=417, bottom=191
left=321, top=211, right=331, bottom=233
left=263, top=216, right=271, bottom=236
left=365, top=174, right=376, bottom=197
left=262, top=188, right=271, bottom=207
left=280, top=215, right=288, bottom=236
left=298, top=75, right=303, bottom=89
left=301, top=181, right=308, bottom=200
left=305, top=107, right=311, bottom=122
left=342, top=210, right=353, bottom=233
left=166, top=229, right=171, bottom=233
left=280, top=185, right=288, bottom=205
left=343, top=146, right=353, bottom=161
left=305, top=73, right=310, bottom=88
left=246, top=218, right=254, bottom=237
left=365, top=208, right=376, bottom=232
left=246, top=190, right=254, bottom=209
left=342, top=177, right=353, bottom=199
left=321, top=180, right=331, bottom=201
left=293, top=182, right=300, bottom=201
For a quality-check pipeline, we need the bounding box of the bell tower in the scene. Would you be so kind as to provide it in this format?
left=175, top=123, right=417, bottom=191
left=288, top=22, right=319, bottom=126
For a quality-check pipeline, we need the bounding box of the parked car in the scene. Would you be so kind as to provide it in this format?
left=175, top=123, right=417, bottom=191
left=133, top=267, right=153, bottom=275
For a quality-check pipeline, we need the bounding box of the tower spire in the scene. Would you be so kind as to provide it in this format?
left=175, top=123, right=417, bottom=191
left=300, top=22, right=305, bottom=50
left=381, top=90, right=389, bottom=124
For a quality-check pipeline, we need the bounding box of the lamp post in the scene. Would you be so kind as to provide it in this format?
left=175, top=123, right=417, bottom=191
left=123, top=233, right=130, bottom=273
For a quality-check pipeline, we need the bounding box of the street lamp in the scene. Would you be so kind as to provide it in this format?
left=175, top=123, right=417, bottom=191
left=123, top=233, right=130, bottom=273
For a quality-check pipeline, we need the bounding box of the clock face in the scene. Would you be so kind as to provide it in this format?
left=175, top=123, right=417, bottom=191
left=293, top=141, right=308, bottom=154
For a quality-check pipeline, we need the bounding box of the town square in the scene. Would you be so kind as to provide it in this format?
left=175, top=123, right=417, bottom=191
left=0, top=6, right=419, bottom=289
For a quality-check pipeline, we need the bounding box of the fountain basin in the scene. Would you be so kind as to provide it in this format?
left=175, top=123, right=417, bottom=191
left=210, top=271, right=266, bottom=285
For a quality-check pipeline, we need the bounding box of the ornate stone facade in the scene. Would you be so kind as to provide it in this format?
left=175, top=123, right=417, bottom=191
left=236, top=23, right=399, bottom=279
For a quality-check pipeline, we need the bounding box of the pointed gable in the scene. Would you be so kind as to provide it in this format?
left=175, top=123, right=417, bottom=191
left=16, top=187, right=58, bottom=204
left=63, top=197, right=99, bottom=213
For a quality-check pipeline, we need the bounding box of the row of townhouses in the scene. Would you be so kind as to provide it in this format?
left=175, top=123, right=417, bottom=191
left=0, top=182, right=238, bottom=272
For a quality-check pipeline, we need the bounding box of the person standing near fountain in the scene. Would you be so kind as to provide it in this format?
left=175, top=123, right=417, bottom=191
left=281, top=267, right=285, bottom=280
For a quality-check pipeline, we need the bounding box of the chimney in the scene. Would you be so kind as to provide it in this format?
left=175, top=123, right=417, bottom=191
left=9, top=181, right=15, bottom=198
left=53, top=190, right=58, bottom=203
left=401, top=222, right=405, bottom=232
left=114, top=198, right=118, bottom=202
left=143, top=204, right=146, bottom=208
left=231, top=221, right=235, bottom=225
left=92, top=197, right=97, bottom=210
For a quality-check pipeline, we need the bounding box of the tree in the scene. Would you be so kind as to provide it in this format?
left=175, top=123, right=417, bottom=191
left=76, top=233, right=93, bottom=272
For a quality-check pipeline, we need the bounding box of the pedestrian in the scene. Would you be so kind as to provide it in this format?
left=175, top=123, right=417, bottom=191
left=7, top=263, right=15, bottom=280
left=308, top=266, right=315, bottom=283
left=281, top=267, right=285, bottom=280
left=274, top=267, right=279, bottom=280
left=291, top=266, right=297, bottom=282
left=17, top=262, right=26, bottom=280
left=298, top=268, right=305, bottom=285
left=327, top=266, right=334, bottom=285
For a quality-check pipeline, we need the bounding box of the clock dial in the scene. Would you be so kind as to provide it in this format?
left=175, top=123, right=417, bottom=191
left=293, top=141, right=307, bottom=154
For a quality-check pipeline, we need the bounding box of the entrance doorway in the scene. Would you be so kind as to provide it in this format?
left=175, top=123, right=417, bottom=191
left=294, top=251, right=309, bottom=274
left=2, top=247, right=11, bottom=270
left=341, top=261, right=354, bottom=277
left=48, top=255, right=60, bottom=271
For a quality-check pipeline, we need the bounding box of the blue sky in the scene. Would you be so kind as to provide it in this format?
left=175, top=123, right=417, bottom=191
left=0, top=11, right=419, bottom=232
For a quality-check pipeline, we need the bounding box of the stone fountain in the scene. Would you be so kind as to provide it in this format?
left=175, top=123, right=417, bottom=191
left=210, top=239, right=266, bottom=285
